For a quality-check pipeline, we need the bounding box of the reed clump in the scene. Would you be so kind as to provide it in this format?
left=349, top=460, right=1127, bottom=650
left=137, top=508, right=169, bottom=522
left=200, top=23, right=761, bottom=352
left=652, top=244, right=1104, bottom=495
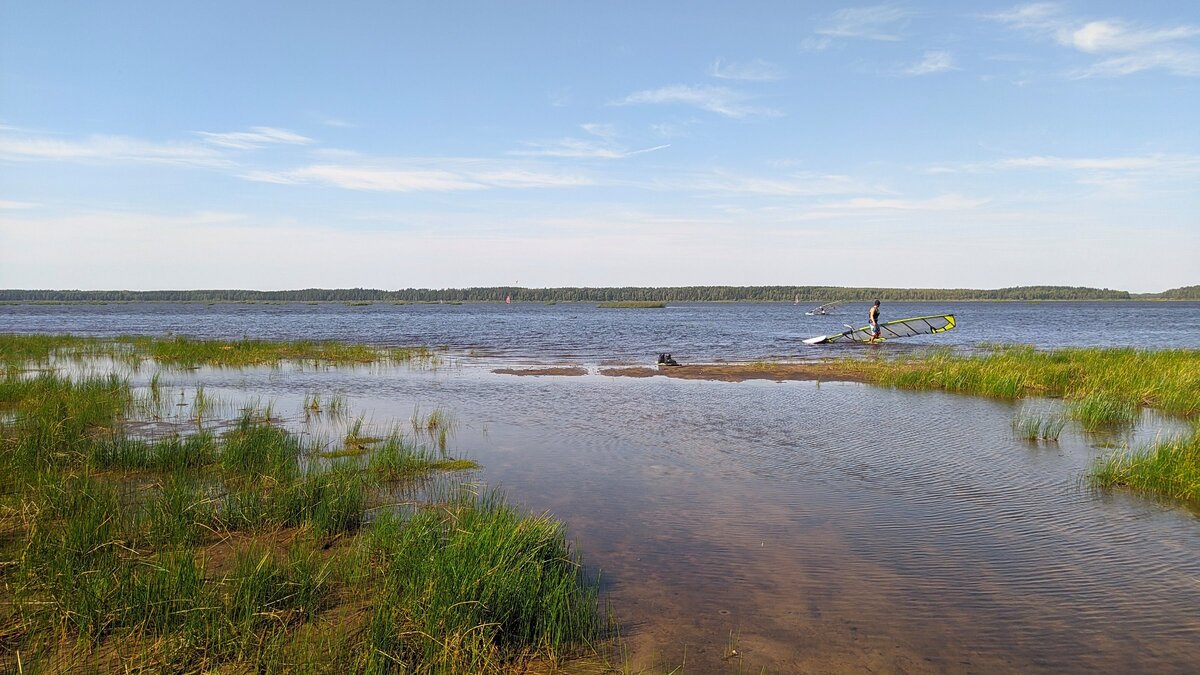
left=1090, top=423, right=1200, bottom=505
left=1011, top=411, right=1067, bottom=442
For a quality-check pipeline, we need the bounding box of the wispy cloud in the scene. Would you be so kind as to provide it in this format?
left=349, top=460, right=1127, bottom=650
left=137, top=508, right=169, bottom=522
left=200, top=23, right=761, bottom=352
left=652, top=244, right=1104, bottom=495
left=0, top=199, right=40, bottom=209
left=660, top=169, right=878, bottom=197
left=0, top=132, right=229, bottom=167
left=709, top=58, right=786, bottom=81
left=903, top=50, right=958, bottom=75
left=816, top=5, right=910, bottom=42
left=195, top=126, right=313, bottom=149
left=989, top=3, right=1200, bottom=77
left=242, top=160, right=594, bottom=192
left=611, top=84, right=782, bottom=119
left=513, top=124, right=670, bottom=160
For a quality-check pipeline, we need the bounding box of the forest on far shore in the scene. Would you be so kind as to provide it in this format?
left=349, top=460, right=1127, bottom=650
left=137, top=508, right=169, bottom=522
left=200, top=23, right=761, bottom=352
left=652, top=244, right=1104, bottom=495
left=5, top=284, right=1198, bottom=303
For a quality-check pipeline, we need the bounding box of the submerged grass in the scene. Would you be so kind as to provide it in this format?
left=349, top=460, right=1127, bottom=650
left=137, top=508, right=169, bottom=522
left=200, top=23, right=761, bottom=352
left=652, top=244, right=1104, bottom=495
left=0, top=351, right=602, bottom=672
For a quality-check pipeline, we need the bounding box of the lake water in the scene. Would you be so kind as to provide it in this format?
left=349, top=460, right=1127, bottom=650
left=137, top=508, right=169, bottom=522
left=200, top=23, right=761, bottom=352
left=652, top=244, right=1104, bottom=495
left=4, top=300, right=1200, bottom=363
left=5, top=301, right=1200, bottom=672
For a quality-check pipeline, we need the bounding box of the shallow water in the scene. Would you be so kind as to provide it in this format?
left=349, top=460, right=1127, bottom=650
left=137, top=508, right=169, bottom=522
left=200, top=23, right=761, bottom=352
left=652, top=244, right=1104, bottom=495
left=128, top=360, right=1200, bottom=673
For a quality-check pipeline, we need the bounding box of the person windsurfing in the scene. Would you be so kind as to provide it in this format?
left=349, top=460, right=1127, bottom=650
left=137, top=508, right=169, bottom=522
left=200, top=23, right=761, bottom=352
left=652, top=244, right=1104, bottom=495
left=868, top=300, right=881, bottom=342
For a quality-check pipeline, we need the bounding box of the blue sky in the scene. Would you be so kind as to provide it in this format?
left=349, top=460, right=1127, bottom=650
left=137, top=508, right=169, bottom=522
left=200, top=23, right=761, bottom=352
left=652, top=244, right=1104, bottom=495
left=1, top=1, right=1197, bottom=292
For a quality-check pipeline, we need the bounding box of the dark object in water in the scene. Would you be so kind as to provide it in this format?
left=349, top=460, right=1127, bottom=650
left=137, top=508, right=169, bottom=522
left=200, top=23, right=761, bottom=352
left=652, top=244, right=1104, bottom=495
left=657, top=353, right=681, bottom=367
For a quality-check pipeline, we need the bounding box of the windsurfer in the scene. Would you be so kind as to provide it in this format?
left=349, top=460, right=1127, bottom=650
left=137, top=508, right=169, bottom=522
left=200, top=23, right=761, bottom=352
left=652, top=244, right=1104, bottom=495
left=868, top=300, right=881, bottom=342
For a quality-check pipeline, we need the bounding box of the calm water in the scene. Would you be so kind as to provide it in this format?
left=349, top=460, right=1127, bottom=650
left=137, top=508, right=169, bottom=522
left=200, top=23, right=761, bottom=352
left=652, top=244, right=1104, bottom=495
left=7, top=302, right=1200, bottom=672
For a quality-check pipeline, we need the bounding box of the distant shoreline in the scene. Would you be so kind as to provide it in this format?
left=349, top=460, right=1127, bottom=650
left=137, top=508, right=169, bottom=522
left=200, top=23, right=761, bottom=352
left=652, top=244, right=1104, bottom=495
left=7, top=284, right=1200, bottom=304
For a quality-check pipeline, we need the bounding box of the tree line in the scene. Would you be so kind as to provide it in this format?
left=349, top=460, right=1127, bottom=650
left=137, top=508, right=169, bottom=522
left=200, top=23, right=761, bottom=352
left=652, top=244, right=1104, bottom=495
left=0, top=285, right=1146, bottom=303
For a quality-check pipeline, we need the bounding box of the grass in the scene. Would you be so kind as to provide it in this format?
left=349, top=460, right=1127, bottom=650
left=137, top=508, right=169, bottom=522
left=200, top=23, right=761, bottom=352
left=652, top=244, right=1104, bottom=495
left=0, top=345, right=603, bottom=672
left=1090, top=423, right=1200, bottom=505
left=597, top=301, right=666, bottom=309
left=848, top=346, right=1200, bottom=421
left=1011, top=411, right=1067, bottom=442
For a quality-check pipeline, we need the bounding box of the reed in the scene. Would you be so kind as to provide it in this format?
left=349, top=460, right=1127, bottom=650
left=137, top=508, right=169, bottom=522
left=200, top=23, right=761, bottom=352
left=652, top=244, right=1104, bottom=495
left=362, top=492, right=604, bottom=671
left=1010, top=411, right=1067, bottom=442
left=1090, top=423, right=1200, bottom=504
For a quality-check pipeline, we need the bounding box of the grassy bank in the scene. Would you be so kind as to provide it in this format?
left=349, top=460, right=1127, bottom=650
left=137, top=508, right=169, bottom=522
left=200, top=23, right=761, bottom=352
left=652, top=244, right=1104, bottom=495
left=0, top=344, right=605, bottom=671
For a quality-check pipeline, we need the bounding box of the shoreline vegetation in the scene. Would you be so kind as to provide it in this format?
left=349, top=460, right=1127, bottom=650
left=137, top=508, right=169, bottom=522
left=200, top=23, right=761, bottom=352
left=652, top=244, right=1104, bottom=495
left=0, top=335, right=607, bottom=672
left=3, top=283, right=1199, bottom=303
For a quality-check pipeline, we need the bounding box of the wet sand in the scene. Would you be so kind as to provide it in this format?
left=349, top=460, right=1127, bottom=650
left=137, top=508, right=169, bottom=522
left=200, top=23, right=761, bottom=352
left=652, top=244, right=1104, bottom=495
left=600, top=362, right=877, bottom=384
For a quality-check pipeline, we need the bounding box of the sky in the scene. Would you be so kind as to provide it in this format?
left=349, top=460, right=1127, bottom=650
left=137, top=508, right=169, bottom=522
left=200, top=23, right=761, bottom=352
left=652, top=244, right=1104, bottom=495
left=1, top=1, right=1197, bottom=293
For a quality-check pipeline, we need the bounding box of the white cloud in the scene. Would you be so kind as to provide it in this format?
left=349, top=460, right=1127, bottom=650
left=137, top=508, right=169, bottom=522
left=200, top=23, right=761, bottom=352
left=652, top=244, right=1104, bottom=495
left=0, top=200, right=40, bottom=209
left=709, top=58, right=787, bottom=81
left=242, top=160, right=594, bottom=192
left=995, top=154, right=1200, bottom=172
left=816, top=5, right=910, bottom=41
left=195, top=126, right=313, bottom=149
left=990, top=3, right=1200, bottom=77
left=903, top=51, right=958, bottom=75
left=0, top=133, right=229, bottom=167
left=611, top=84, right=782, bottom=119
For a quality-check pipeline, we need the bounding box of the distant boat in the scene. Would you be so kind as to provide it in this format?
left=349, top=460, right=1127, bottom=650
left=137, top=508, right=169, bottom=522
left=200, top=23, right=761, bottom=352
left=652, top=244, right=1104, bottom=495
left=805, top=301, right=841, bottom=316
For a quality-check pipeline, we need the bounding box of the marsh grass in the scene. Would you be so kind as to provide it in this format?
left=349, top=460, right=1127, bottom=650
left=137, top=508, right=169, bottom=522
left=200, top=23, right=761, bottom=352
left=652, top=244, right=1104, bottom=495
left=1010, top=411, right=1067, bottom=442
left=1, top=333, right=436, bottom=370
left=1090, top=423, right=1200, bottom=505
left=862, top=346, right=1200, bottom=418
left=1, top=353, right=598, bottom=672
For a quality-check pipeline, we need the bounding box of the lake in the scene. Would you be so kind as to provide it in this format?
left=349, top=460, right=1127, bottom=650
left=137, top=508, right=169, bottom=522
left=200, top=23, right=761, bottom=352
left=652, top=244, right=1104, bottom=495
left=5, top=301, right=1200, bottom=672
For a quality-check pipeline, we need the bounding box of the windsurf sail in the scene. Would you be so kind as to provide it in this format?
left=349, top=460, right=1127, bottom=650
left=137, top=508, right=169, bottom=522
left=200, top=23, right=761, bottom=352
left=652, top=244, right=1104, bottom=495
left=803, top=314, right=956, bottom=345
left=805, top=301, right=841, bottom=316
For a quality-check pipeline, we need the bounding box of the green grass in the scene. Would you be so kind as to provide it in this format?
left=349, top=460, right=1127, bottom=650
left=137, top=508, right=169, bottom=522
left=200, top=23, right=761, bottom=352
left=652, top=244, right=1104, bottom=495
left=1010, top=411, right=1067, bottom=442
left=0, top=352, right=601, bottom=672
left=856, top=346, right=1200, bottom=419
left=1090, top=422, right=1200, bottom=505
left=0, top=333, right=436, bottom=369
left=597, top=301, right=666, bottom=309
